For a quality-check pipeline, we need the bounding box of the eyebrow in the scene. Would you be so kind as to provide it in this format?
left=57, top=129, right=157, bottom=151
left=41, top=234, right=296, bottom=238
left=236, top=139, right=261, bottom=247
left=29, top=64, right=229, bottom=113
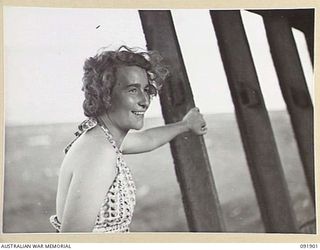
left=123, top=83, right=149, bottom=89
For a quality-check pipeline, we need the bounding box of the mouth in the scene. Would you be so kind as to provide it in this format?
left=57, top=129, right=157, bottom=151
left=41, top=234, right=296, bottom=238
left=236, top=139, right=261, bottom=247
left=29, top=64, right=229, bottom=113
left=131, top=111, right=145, bottom=118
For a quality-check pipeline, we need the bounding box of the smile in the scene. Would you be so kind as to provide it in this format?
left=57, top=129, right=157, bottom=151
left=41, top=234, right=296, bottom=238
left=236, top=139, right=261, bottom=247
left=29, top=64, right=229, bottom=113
left=132, top=111, right=145, bottom=116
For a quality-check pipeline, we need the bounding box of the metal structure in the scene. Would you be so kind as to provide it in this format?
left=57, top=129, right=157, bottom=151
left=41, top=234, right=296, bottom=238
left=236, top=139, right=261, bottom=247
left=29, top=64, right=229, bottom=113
left=210, top=10, right=299, bottom=233
left=139, top=10, right=225, bottom=232
left=139, top=9, right=314, bottom=233
left=259, top=10, right=314, bottom=203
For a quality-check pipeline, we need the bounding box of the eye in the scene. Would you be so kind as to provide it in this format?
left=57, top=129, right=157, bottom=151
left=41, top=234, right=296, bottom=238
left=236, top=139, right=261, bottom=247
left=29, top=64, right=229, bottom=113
left=128, top=87, right=138, bottom=94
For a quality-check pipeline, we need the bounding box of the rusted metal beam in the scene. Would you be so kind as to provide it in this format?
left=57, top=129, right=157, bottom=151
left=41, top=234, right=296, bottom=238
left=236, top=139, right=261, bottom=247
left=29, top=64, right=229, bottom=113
left=261, top=13, right=315, bottom=203
left=139, top=10, right=225, bottom=232
left=210, top=10, right=299, bottom=233
left=250, top=9, right=314, bottom=66
left=287, top=9, right=314, bottom=66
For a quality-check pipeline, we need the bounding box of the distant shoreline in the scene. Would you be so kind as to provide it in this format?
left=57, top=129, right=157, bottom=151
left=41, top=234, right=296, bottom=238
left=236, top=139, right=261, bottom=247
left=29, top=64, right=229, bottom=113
left=5, top=110, right=289, bottom=128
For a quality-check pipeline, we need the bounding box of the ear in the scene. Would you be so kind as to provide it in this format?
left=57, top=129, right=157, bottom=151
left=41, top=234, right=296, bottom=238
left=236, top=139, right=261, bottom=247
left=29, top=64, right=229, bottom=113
left=102, top=95, right=112, bottom=111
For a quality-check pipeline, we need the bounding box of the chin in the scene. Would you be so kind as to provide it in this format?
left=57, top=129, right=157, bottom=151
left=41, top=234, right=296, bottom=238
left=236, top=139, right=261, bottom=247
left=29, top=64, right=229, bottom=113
left=133, top=124, right=144, bottom=130
left=131, top=122, right=144, bottom=130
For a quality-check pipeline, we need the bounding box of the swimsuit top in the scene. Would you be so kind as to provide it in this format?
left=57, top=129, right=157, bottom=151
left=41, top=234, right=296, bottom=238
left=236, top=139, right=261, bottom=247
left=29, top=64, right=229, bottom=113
left=49, top=118, right=136, bottom=233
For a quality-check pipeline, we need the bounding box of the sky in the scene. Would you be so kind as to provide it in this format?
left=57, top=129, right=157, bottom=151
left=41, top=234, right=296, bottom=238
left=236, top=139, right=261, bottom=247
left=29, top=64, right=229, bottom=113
left=3, top=7, right=314, bottom=126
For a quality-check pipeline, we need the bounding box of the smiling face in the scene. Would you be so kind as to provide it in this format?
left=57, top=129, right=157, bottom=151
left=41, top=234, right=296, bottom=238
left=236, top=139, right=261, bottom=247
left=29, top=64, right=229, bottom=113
left=106, top=65, right=151, bottom=132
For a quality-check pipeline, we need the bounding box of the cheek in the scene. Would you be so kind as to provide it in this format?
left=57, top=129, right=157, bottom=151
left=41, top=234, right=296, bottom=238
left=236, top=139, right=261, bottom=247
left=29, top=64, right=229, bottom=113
left=112, top=94, right=136, bottom=112
left=120, top=94, right=137, bottom=108
left=126, top=96, right=137, bottom=108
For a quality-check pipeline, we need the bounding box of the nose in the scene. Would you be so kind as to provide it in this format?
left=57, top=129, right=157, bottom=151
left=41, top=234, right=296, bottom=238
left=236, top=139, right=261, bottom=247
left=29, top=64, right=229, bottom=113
left=138, top=91, right=150, bottom=109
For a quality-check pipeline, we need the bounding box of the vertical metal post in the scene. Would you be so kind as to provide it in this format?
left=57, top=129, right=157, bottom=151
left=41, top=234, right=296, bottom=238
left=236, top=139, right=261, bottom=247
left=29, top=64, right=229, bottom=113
left=139, top=10, right=225, bottom=232
left=262, top=13, right=314, bottom=202
left=210, top=10, right=299, bottom=233
left=288, top=9, right=314, bottom=66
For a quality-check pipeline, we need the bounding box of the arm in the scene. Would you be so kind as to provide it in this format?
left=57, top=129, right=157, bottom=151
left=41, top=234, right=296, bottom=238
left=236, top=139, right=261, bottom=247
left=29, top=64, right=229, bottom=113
left=60, top=139, right=116, bottom=232
left=122, top=107, right=207, bottom=154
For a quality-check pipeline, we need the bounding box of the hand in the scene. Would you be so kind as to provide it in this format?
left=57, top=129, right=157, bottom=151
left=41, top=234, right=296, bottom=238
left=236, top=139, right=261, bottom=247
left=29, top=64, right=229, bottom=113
left=182, top=107, right=207, bottom=135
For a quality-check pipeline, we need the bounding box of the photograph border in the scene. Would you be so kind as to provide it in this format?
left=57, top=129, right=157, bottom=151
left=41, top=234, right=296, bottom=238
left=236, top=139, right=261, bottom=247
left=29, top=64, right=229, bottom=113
left=0, top=0, right=319, bottom=243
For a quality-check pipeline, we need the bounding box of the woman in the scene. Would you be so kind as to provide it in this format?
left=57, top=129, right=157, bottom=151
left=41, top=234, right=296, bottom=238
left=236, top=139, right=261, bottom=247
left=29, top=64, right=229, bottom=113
left=50, top=46, right=207, bottom=233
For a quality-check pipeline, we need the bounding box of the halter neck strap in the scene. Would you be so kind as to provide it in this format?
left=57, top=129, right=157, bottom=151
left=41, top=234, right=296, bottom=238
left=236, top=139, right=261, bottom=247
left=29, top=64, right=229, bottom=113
left=64, top=118, right=98, bottom=154
left=64, top=117, right=122, bottom=155
left=99, top=123, right=122, bottom=155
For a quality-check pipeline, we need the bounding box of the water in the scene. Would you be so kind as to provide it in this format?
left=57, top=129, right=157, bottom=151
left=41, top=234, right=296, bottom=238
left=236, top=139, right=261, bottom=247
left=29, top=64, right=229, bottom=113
left=3, top=111, right=314, bottom=232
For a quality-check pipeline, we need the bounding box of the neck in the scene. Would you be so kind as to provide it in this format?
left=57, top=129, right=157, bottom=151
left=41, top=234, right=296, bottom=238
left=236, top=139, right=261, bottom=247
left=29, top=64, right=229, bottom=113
left=97, top=113, right=128, bottom=148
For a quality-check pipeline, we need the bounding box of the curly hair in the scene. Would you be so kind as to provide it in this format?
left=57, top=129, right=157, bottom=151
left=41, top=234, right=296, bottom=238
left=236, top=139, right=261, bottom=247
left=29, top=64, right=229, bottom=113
left=82, top=46, right=169, bottom=118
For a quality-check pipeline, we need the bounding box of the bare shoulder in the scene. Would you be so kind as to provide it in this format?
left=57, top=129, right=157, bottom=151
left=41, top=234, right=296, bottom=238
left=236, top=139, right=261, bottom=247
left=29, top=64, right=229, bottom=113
left=62, top=126, right=117, bottom=175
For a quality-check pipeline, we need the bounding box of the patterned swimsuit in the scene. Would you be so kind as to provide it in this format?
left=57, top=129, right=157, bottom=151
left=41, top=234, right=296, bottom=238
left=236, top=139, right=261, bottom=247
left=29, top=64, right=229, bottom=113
left=49, top=118, right=136, bottom=233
